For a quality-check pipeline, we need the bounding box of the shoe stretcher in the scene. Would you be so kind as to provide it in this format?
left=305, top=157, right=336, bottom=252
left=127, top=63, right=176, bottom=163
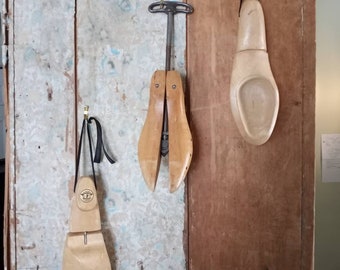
left=138, top=2, right=194, bottom=193
left=138, top=70, right=193, bottom=192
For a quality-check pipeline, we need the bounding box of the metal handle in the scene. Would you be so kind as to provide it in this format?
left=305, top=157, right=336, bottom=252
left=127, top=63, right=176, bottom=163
left=148, top=1, right=194, bottom=15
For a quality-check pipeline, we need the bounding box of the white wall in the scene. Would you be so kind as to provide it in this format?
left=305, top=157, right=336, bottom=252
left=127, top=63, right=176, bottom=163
left=315, top=1, right=340, bottom=269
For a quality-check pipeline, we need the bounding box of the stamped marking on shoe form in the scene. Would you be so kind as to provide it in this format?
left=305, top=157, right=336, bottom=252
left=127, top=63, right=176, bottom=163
left=80, top=189, right=94, bottom=203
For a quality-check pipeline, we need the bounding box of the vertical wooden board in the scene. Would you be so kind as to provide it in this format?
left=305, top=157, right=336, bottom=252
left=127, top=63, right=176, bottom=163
left=187, top=1, right=236, bottom=111
left=76, top=0, right=188, bottom=268
left=301, top=1, right=316, bottom=268
left=8, top=1, right=76, bottom=268
left=187, top=0, right=314, bottom=269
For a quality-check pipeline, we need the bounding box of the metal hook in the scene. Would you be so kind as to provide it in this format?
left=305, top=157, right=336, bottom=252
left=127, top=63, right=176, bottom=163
left=84, top=231, right=88, bottom=245
left=84, top=105, right=89, bottom=120
left=238, top=0, right=243, bottom=16
left=239, top=0, right=260, bottom=16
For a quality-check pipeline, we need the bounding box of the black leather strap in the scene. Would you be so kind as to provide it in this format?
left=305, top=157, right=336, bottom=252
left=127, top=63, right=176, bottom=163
left=74, top=117, right=115, bottom=192
left=88, top=117, right=116, bottom=164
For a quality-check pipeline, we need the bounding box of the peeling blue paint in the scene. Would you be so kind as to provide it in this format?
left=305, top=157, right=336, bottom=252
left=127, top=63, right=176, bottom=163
left=24, top=47, right=36, bottom=62
left=110, top=48, right=121, bottom=56
left=118, top=0, right=133, bottom=12
left=66, top=58, right=73, bottom=69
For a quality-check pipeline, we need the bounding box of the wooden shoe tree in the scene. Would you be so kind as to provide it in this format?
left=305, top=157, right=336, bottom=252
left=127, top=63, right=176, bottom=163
left=63, top=176, right=111, bottom=270
left=230, top=0, right=279, bottom=145
left=138, top=71, right=192, bottom=192
left=166, top=71, right=193, bottom=192
left=138, top=1, right=193, bottom=192
left=138, top=71, right=166, bottom=191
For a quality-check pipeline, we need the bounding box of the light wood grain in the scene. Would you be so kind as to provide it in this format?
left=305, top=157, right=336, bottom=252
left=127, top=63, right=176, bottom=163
left=69, top=176, right=101, bottom=233
left=167, top=71, right=193, bottom=192
left=138, top=71, right=166, bottom=191
left=63, top=232, right=111, bottom=270
left=187, top=0, right=315, bottom=269
left=63, top=176, right=111, bottom=270
left=138, top=70, right=192, bottom=192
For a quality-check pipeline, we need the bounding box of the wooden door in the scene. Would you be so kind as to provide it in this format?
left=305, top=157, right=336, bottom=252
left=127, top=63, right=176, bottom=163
left=186, top=0, right=315, bottom=269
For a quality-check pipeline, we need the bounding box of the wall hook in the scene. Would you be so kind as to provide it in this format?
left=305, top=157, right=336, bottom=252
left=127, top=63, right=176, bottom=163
left=84, top=105, right=89, bottom=120
left=239, top=0, right=261, bottom=16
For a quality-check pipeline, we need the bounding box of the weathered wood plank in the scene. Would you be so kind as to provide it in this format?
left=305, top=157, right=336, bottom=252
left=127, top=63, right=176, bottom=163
left=7, top=0, right=189, bottom=268
left=76, top=0, right=188, bottom=268
left=301, top=0, right=315, bottom=268
left=7, top=0, right=190, bottom=268
left=187, top=0, right=315, bottom=269
left=7, top=1, right=76, bottom=268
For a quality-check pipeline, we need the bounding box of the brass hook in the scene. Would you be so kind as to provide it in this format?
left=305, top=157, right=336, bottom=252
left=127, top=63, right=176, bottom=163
left=84, top=105, right=89, bottom=120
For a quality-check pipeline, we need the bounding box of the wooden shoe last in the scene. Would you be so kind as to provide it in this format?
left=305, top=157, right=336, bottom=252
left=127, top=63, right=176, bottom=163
left=230, top=0, right=279, bottom=145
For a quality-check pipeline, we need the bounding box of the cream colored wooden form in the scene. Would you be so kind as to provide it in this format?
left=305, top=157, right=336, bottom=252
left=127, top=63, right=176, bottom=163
left=230, top=0, right=279, bottom=145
